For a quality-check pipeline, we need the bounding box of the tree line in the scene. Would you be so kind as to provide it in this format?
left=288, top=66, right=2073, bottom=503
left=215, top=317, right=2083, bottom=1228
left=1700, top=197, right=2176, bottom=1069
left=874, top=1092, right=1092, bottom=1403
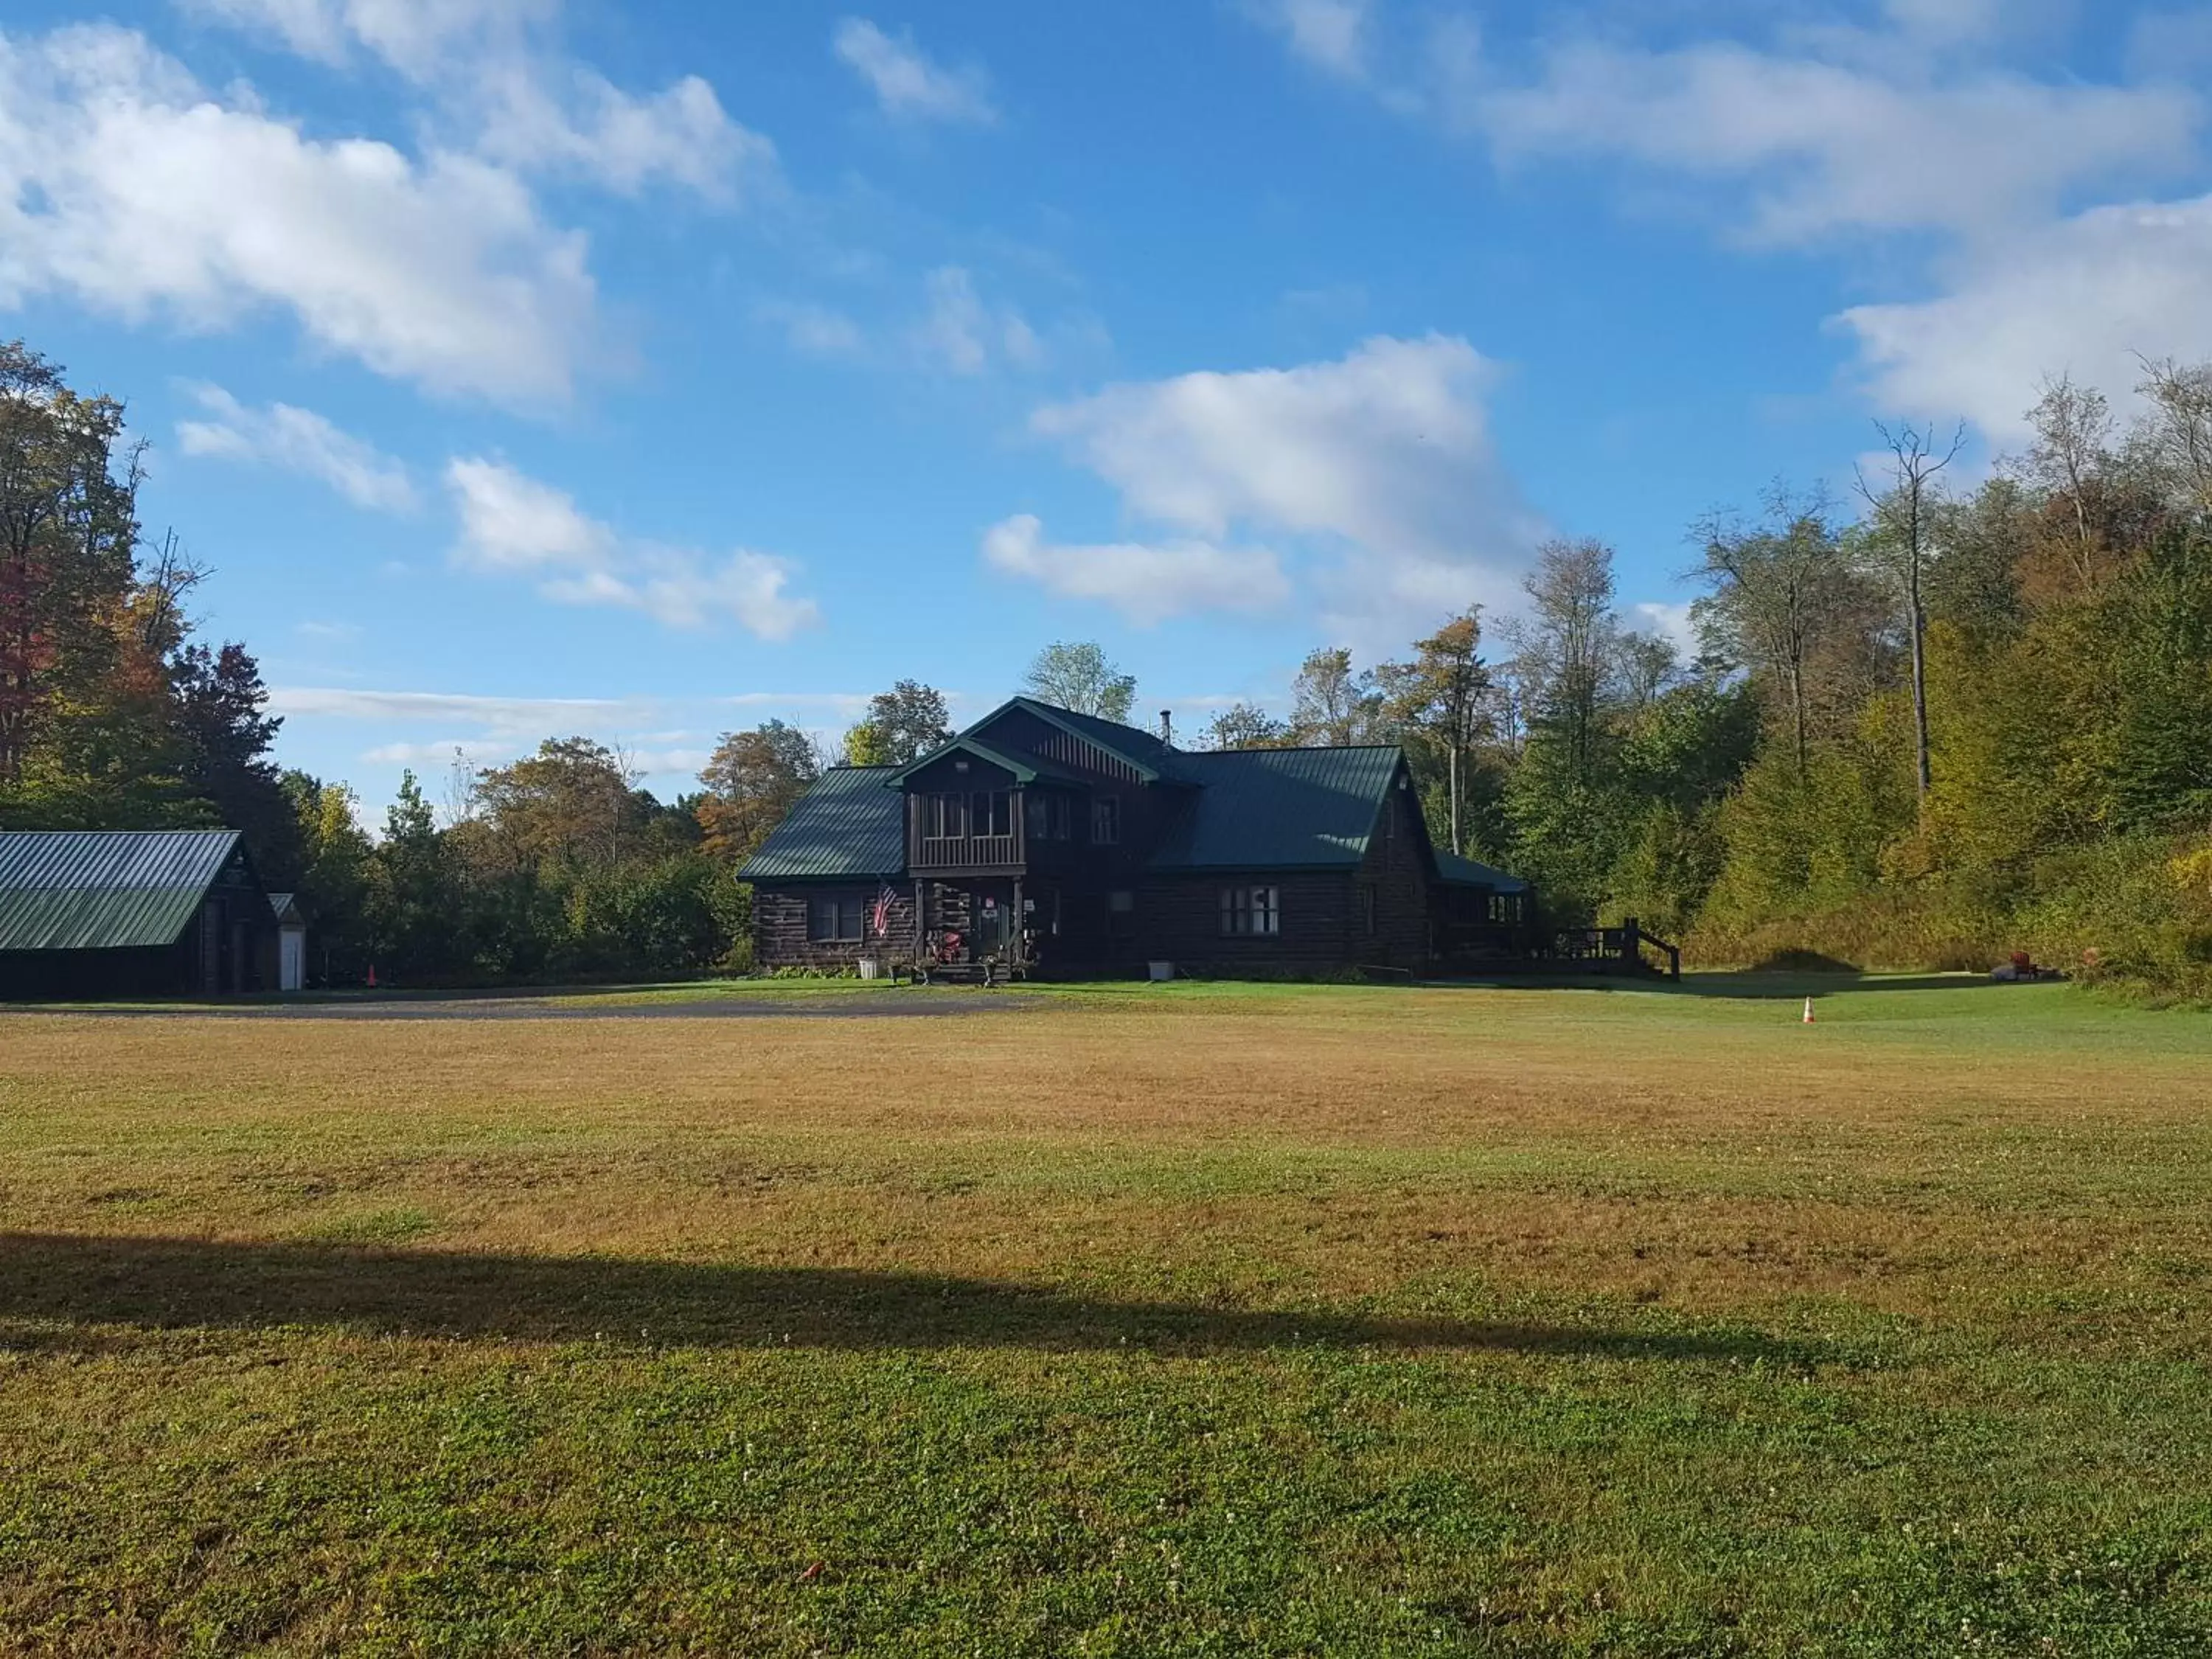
left=8, top=337, right=2211, bottom=995
left=1178, top=362, right=2212, bottom=996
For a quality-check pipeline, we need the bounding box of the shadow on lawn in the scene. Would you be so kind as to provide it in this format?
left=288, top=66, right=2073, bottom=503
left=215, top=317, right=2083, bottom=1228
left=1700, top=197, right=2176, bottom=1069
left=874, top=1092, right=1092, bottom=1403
left=0, top=1233, right=1815, bottom=1364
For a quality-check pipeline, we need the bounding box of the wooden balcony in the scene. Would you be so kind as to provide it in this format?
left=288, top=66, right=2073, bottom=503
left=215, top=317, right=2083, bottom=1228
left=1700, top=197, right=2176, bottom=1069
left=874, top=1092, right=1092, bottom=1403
left=909, top=830, right=1023, bottom=873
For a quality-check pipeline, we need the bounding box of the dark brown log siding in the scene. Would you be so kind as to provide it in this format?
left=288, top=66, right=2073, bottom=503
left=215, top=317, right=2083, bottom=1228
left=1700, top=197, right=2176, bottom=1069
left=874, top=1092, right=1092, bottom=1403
left=1132, top=871, right=1357, bottom=975
left=1354, top=775, right=1434, bottom=970
left=753, top=886, right=915, bottom=971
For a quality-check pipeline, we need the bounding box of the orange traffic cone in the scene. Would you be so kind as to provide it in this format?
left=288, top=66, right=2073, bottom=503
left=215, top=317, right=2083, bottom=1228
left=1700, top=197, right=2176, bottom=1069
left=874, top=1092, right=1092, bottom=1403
left=1802, top=996, right=1815, bottom=1024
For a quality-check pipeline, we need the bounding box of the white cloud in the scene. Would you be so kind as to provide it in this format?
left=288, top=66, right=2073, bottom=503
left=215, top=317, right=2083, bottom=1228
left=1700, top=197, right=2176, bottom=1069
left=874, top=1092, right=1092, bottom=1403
left=832, top=18, right=996, bottom=125
left=1632, top=601, right=1700, bottom=656
left=1877, top=0, right=2009, bottom=47
left=1248, top=0, right=1371, bottom=82
left=274, top=682, right=872, bottom=798
left=982, top=514, right=1290, bottom=626
left=362, top=737, right=519, bottom=767
left=992, top=335, right=1543, bottom=634
left=913, top=265, right=1043, bottom=375
left=175, top=383, right=417, bottom=512
left=473, top=65, right=771, bottom=201
left=181, top=0, right=769, bottom=201
left=1471, top=38, right=2199, bottom=246
left=1034, top=333, right=1540, bottom=572
left=0, top=24, right=598, bottom=406
left=180, top=0, right=549, bottom=78
left=1837, top=192, right=2212, bottom=440
left=269, top=685, right=636, bottom=729
left=445, top=457, right=822, bottom=639
left=757, top=299, right=866, bottom=358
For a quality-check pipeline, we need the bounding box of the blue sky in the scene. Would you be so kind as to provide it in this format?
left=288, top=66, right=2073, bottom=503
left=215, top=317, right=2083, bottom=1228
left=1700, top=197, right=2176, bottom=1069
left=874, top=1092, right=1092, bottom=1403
left=4, top=0, right=2209, bottom=810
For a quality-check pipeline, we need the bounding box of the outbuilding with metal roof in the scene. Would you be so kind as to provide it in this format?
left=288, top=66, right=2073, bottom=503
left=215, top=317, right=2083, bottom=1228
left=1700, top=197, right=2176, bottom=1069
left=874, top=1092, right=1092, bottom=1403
left=0, top=830, right=283, bottom=998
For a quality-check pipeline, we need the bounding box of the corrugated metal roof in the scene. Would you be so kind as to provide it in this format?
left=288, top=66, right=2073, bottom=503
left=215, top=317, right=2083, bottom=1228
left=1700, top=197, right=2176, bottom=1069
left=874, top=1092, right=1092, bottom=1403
left=737, top=767, right=905, bottom=882
left=885, top=734, right=1088, bottom=788
left=0, top=830, right=243, bottom=950
left=1149, top=747, right=1402, bottom=871
left=1436, top=851, right=1529, bottom=894
left=1011, top=699, right=1186, bottom=781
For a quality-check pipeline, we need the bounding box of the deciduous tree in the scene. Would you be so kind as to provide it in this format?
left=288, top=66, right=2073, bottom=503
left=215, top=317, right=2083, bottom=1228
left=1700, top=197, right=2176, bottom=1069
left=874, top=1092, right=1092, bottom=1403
left=844, top=680, right=953, bottom=766
left=1020, top=641, right=1137, bottom=722
left=1858, top=420, right=1965, bottom=797
left=1290, top=647, right=1382, bottom=746
left=697, top=720, right=824, bottom=863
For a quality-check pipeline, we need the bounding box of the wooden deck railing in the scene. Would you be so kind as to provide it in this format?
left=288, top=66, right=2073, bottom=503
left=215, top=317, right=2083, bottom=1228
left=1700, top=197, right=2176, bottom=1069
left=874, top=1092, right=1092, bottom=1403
left=1433, top=914, right=1681, bottom=980
left=911, top=832, right=1020, bottom=870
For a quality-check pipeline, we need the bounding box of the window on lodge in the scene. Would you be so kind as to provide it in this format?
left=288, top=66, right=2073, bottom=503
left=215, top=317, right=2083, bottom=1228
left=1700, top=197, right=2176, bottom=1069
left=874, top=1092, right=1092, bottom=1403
left=925, top=791, right=1011, bottom=839
left=970, top=790, right=1012, bottom=837
left=1091, top=794, right=1121, bottom=845
left=808, top=894, right=865, bottom=942
left=1219, top=885, right=1281, bottom=936
left=925, top=793, right=964, bottom=839
left=1023, top=792, right=1073, bottom=841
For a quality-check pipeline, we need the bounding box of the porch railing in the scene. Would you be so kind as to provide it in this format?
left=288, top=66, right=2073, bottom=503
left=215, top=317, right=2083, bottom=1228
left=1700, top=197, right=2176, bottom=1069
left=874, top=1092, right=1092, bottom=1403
left=911, top=832, right=1021, bottom=869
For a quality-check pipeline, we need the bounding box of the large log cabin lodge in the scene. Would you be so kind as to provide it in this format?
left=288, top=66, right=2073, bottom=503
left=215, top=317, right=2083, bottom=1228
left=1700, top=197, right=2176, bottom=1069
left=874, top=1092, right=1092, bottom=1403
left=740, top=697, right=1531, bottom=980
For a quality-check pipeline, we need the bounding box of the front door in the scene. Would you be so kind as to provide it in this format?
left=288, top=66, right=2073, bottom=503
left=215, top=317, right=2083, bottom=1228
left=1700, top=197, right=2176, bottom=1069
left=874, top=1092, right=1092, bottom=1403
left=973, top=886, right=1011, bottom=956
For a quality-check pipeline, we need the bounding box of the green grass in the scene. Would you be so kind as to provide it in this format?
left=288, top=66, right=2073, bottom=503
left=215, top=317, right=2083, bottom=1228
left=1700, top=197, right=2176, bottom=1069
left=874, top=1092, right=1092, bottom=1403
left=2, top=978, right=2209, bottom=1655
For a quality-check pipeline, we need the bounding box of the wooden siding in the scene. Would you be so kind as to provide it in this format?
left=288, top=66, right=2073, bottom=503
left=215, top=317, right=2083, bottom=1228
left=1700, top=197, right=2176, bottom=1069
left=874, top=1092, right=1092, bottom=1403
left=1131, top=871, right=1357, bottom=975
left=990, top=707, right=1150, bottom=785
left=1353, top=771, right=1434, bottom=970
left=901, top=754, right=1026, bottom=874
left=754, top=886, right=917, bottom=971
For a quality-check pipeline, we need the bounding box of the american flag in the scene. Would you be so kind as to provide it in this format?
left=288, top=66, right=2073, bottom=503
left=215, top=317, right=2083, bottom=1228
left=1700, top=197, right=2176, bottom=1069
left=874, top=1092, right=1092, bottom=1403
left=871, top=886, right=897, bottom=939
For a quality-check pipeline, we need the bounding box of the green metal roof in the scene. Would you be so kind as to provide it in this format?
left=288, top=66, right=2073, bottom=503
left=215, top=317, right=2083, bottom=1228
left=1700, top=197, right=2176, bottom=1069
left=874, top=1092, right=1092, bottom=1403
left=0, top=830, right=243, bottom=950
left=737, top=767, right=905, bottom=882
left=1436, top=851, right=1530, bottom=894
left=881, top=734, right=1086, bottom=789
left=886, top=698, right=1181, bottom=787
left=1148, top=747, right=1403, bottom=871
left=1004, top=698, right=1185, bottom=782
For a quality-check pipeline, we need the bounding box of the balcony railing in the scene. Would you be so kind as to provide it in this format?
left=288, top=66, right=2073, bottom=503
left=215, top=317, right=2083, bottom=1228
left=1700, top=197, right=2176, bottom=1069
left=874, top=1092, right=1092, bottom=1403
left=911, top=832, right=1021, bottom=869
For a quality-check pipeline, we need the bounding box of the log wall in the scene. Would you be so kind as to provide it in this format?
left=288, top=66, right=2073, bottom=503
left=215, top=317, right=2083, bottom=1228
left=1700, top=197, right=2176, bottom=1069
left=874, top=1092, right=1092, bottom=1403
left=754, top=886, right=917, bottom=972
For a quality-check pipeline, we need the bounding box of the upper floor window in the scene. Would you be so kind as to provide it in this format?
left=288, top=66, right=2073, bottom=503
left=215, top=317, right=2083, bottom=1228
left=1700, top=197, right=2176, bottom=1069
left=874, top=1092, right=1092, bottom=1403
left=1091, top=795, right=1121, bottom=846
left=1220, top=886, right=1280, bottom=936
left=925, top=793, right=966, bottom=840
left=1024, top=792, right=1074, bottom=841
left=970, top=790, right=1012, bottom=838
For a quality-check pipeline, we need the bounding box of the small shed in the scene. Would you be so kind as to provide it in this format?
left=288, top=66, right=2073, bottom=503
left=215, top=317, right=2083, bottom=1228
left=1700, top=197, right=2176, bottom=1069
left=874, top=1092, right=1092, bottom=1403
left=267, top=892, right=308, bottom=992
left=0, top=830, right=278, bottom=998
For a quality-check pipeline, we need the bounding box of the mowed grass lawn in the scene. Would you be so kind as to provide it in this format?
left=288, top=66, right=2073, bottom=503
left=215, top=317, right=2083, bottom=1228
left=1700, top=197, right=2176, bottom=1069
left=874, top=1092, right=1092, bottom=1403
left=3, top=980, right=2211, bottom=1656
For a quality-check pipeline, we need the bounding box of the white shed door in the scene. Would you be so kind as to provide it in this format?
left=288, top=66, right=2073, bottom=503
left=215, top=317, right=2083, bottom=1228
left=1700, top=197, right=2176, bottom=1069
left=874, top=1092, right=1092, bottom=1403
left=279, top=930, right=305, bottom=992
